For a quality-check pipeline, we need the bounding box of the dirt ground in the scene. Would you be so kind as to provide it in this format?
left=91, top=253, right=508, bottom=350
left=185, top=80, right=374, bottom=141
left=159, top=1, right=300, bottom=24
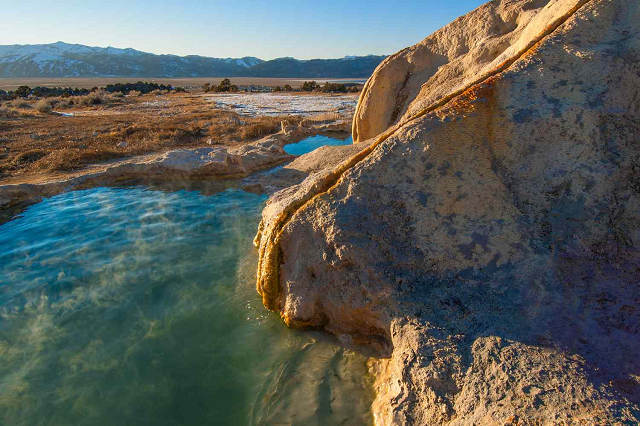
left=0, top=91, right=355, bottom=183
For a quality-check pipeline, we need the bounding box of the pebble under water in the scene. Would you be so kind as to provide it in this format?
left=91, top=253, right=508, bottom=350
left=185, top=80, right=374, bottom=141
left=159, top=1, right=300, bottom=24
left=0, top=185, right=373, bottom=425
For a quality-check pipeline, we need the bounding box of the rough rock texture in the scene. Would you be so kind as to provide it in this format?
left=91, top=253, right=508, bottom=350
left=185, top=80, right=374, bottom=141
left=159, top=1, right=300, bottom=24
left=353, top=0, right=591, bottom=142
left=255, top=0, right=640, bottom=423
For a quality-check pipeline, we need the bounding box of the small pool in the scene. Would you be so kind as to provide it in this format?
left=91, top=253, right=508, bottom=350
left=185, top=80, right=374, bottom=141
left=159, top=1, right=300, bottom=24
left=0, top=186, right=372, bottom=425
left=284, top=134, right=353, bottom=156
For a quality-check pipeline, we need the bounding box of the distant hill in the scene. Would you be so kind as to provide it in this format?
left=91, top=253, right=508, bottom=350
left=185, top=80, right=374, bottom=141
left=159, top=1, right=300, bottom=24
left=0, top=42, right=386, bottom=78
left=247, top=56, right=386, bottom=78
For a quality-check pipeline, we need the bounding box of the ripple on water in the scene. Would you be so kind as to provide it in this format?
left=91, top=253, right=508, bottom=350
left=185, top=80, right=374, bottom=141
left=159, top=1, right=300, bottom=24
left=0, top=186, right=373, bottom=425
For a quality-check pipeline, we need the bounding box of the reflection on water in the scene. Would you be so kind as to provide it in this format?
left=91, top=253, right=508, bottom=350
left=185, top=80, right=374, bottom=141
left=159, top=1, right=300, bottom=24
left=284, top=134, right=353, bottom=156
left=0, top=186, right=372, bottom=425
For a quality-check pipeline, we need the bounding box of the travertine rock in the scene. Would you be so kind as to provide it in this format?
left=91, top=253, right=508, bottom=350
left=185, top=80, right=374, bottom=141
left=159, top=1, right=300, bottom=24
left=353, top=0, right=592, bottom=142
left=255, top=0, right=640, bottom=423
left=0, top=132, right=297, bottom=224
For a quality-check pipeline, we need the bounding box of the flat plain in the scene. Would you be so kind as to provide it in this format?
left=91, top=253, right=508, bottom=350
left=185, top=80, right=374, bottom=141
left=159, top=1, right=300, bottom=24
left=0, top=77, right=367, bottom=90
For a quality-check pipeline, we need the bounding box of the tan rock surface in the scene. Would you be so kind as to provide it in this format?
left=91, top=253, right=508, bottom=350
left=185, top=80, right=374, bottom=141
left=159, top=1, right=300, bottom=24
left=255, top=0, right=640, bottom=423
left=353, top=0, right=592, bottom=142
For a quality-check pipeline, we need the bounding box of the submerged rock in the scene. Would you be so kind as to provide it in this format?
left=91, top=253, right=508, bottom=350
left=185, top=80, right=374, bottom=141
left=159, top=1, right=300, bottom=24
left=255, top=0, right=640, bottom=423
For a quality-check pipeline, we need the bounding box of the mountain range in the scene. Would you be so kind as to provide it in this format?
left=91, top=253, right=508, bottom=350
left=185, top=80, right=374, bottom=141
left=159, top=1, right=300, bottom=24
left=0, top=42, right=386, bottom=78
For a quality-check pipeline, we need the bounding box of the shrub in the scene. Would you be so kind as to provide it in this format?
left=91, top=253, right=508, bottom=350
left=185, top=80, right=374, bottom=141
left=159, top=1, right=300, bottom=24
left=9, top=99, right=32, bottom=109
left=35, top=99, right=53, bottom=113
left=218, top=79, right=233, bottom=92
left=104, top=81, right=171, bottom=95
left=31, top=86, right=90, bottom=97
left=15, top=86, right=31, bottom=98
left=128, top=90, right=142, bottom=97
left=52, top=97, right=74, bottom=108
left=208, top=79, right=238, bottom=93
left=79, top=94, right=101, bottom=106
left=283, top=84, right=293, bottom=92
left=301, top=81, right=318, bottom=92
left=77, top=91, right=110, bottom=106
left=320, top=82, right=348, bottom=93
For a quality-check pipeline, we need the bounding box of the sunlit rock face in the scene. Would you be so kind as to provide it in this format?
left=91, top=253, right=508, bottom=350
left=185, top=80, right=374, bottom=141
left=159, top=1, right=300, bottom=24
left=255, top=0, right=640, bottom=423
left=352, top=0, right=596, bottom=143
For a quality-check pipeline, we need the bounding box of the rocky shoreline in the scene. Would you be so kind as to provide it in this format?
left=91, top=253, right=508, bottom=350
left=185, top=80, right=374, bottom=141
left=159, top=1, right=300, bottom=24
left=0, top=120, right=350, bottom=224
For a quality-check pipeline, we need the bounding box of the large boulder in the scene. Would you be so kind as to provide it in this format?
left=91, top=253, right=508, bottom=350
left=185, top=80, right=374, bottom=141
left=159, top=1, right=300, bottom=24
left=255, top=0, right=640, bottom=423
left=353, top=0, right=593, bottom=142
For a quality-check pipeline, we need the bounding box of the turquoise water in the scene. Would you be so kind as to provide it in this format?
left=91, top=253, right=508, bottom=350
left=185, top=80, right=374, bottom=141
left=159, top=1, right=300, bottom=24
left=284, top=135, right=353, bottom=156
left=0, top=186, right=372, bottom=425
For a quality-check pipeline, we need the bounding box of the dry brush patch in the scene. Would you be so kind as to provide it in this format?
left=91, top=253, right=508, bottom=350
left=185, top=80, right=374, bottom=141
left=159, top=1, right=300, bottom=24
left=0, top=93, right=299, bottom=180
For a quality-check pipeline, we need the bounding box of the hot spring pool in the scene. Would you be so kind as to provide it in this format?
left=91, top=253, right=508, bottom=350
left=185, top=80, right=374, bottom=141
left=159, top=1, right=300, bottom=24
left=0, top=185, right=372, bottom=425
left=284, top=134, right=353, bottom=156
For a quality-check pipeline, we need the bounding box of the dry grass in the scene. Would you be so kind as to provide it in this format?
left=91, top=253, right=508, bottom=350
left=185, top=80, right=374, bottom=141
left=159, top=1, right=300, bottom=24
left=240, top=120, right=281, bottom=140
left=0, top=102, right=34, bottom=118
left=303, top=111, right=343, bottom=124
left=7, top=99, right=33, bottom=109
left=34, top=99, right=53, bottom=113
left=2, top=92, right=118, bottom=115
left=0, top=92, right=297, bottom=180
left=75, top=91, right=107, bottom=106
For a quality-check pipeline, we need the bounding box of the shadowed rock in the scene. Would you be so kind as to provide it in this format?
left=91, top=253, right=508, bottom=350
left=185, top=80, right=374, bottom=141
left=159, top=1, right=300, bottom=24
left=254, top=0, right=640, bottom=423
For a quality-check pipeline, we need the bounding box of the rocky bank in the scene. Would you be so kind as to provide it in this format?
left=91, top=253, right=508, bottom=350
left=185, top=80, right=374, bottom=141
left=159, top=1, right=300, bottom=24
left=254, top=0, right=640, bottom=423
left=0, top=119, right=349, bottom=224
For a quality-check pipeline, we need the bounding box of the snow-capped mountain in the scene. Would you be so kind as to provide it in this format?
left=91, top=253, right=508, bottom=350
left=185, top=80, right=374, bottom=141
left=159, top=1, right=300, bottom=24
left=0, top=42, right=263, bottom=77
left=0, top=42, right=385, bottom=78
left=222, top=57, right=263, bottom=68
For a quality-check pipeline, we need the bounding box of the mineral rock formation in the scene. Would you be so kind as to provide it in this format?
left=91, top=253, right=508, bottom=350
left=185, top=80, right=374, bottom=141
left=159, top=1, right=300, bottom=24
left=255, top=0, right=640, bottom=423
left=0, top=133, right=294, bottom=222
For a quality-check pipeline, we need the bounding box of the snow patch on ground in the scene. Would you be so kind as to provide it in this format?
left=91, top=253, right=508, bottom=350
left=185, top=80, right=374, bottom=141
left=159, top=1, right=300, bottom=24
left=140, top=100, right=171, bottom=108
left=202, top=93, right=358, bottom=116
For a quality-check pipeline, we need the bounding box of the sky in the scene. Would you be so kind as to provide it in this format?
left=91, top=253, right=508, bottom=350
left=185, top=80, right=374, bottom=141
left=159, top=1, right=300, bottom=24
left=0, top=0, right=486, bottom=59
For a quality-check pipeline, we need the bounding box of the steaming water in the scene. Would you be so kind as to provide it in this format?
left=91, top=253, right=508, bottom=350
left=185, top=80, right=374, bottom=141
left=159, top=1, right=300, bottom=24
left=0, top=184, right=373, bottom=425
left=284, top=135, right=353, bottom=156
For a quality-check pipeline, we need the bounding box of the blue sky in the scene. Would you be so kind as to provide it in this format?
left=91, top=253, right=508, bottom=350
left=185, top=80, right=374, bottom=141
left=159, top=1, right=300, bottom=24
left=0, top=0, right=486, bottom=59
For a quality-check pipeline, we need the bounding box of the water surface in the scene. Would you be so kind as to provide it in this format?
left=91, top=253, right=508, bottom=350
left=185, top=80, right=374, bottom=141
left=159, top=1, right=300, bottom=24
left=0, top=186, right=372, bottom=425
left=284, top=134, right=353, bottom=156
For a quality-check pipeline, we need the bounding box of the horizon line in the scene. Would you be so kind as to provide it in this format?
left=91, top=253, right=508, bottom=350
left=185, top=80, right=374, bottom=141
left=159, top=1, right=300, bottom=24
left=0, top=40, right=390, bottom=62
